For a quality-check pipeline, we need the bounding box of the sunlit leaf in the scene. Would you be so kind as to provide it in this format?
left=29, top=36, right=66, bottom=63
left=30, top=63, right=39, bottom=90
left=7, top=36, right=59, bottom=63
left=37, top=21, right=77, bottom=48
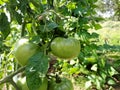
left=25, top=52, right=49, bottom=90
left=107, top=77, right=116, bottom=85
left=85, top=81, right=92, bottom=89
left=91, top=64, right=97, bottom=71
left=67, top=1, right=76, bottom=10
left=47, top=22, right=58, bottom=31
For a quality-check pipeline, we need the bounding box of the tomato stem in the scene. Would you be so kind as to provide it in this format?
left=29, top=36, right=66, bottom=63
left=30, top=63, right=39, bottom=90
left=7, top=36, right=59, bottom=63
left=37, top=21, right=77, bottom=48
left=0, top=66, right=25, bottom=85
left=55, top=74, right=61, bottom=83
left=21, top=21, right=26, bottom=37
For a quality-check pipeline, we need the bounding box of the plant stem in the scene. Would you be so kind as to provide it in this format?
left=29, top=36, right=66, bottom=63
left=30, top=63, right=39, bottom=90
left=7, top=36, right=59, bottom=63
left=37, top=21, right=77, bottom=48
left=21, top=21, right=26, bottom=37
left=0, top=66, right=26, bottom=85
left=9, top=79, right=21, bottom=90
left=55, top=74, right=61, bottom=83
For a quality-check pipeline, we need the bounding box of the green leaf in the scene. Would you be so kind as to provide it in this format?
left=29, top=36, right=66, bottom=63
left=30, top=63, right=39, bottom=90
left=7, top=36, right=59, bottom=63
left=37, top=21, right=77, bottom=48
left=18, top=0, right=28, bottom=14
left=107, top=77, right=116, bottom=85
left=0, top=13, right=10, bottom=39
left=41, top=0, right=47, bottom=4
left=14, top=12, right=22, bottom=24
left=85, top=81, right=92, bottom=89
left=98, top=58, right=106, bottom=68
left=67, top=1, right=76, bottom=10
left=91, top=64, right=97, bottom=71
left=94, top=23, right=102, bottom=30
left=0, top=1, right=5, bottom=4
left=47, top=22, right=58, bottom=31
left=69, top=67, right=79, bottom=74
left=108, top=66, right=118, bottom=76
left=91, top=32, right=99, bottom=38
left=25, top=52, right=49, bottom=90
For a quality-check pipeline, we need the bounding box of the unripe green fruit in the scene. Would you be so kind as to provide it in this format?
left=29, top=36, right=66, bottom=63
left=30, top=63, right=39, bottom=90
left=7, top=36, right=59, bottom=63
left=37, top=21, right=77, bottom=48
left=50, top=37, right=80, bottom=59
left=13, top=38, right=39, bottom=66
left=12, top=77, right=48, bottom=90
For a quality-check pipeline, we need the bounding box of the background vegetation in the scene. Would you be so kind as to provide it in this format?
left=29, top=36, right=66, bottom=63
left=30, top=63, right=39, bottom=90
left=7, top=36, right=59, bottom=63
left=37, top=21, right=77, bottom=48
left=0, top=0, right=120, bottom=90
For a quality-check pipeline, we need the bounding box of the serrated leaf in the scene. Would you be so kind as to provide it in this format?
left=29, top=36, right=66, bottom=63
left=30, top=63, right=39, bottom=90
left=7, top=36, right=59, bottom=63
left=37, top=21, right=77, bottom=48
left=25, top=52, right=49, bottom=90
left=47, top=22, right=58, bottom=31
left=0, top=13, right=10, bottom=39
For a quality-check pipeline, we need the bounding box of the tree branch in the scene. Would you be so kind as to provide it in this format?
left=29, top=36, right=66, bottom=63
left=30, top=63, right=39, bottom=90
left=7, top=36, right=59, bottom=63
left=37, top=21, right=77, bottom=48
left=9, top=79, right=21, bottom=90
left=0, top=66, right=26, bottom=85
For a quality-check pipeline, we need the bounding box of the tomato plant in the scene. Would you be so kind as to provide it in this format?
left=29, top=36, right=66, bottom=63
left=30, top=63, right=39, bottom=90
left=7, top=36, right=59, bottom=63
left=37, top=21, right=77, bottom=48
left=13, top=38, right=39, bottom=66
left=50, top=37, right=80, bottom=59
left=48, top=77, right=73, bottom=90
left=0, top=0, right=119, bottom=90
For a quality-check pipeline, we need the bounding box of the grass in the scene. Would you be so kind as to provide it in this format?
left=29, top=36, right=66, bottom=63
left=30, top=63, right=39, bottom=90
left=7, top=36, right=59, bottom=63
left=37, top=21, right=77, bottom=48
left=91, top=20, right=120, bottom=45
left=98, top=21, right=120, bottom=60
left=72, top=76, right=89, bottom=90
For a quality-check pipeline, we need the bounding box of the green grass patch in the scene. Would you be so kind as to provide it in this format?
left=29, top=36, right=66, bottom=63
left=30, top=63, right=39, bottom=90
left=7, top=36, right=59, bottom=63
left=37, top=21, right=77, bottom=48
left=90, top=20, right=120, bottom=45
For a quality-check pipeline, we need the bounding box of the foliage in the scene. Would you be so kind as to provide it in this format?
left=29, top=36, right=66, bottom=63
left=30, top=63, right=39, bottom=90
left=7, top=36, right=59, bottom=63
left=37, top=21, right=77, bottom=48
left=25, top=52, right=49, bottom=90
left=0, top=0, right=119, bottom=90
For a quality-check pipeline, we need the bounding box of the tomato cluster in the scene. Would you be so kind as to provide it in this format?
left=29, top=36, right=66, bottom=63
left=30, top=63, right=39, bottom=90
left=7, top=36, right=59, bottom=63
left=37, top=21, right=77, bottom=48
left=13, top=37, right=78, bottom=90
left=14, top=37, right=80, bottom=66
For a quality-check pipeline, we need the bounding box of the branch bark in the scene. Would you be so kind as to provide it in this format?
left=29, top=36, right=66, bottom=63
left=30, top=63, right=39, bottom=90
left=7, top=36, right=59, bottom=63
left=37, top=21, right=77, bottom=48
left=9, top=79, right=21, bottom=90
left=0, top=66, right=26, bottom=85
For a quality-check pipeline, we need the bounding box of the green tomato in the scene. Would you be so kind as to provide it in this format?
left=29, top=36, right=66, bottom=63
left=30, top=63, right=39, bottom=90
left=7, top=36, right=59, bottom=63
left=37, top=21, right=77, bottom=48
left=48, top=78, right=74, bottom=90
left=50, top=37, right=80, bottom=59
left=12, top=77, right=29, bottom=90
left=13, top=38, right=39, bottom=66
left=38, top=77, right=48, bottom=90
left=12, top=77, right=48, bottom=90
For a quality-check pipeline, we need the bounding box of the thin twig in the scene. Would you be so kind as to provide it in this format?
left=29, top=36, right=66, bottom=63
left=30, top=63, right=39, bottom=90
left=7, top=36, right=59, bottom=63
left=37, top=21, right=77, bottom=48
left=21, top=21, right=26, bottom=37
